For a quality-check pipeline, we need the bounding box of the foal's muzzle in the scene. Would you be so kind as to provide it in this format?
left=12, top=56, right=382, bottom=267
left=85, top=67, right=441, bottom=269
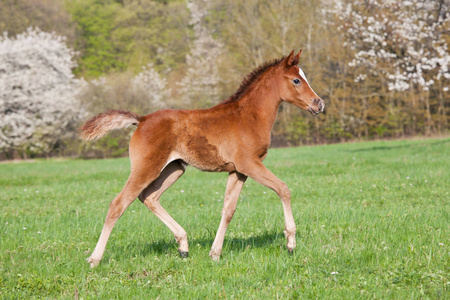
left=308, top=98, right=325, bottom=116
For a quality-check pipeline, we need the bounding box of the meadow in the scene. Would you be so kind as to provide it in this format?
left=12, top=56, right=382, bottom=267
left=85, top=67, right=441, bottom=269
left=0, top=138, right=448, bottom=299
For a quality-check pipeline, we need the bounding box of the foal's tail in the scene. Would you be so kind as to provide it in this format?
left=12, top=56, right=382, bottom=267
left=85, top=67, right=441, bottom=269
left=79, top=109, right=142, bottom=141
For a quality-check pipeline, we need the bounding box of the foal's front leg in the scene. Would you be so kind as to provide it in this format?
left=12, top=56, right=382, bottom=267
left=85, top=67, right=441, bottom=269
left=238, top=160, right=296, bottom=254
left=209, top=172, right=247, bottom=261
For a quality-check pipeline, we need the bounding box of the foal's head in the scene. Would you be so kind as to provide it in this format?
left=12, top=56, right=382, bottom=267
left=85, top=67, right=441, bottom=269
left=277, top=50, right=324, bottom=115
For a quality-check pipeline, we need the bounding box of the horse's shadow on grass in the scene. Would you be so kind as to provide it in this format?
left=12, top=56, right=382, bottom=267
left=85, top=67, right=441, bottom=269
left=113, top=230, right=285, bottom=259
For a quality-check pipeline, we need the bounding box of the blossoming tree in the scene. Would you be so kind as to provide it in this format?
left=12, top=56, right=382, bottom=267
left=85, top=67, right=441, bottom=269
left=0, top=27, right=85, bottom=157
left=334, top=0, right=449, bottom=133
left=178, top=0, right=223, bottom=108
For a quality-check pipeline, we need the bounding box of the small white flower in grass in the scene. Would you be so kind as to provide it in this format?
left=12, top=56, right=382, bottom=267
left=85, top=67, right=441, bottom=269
left=36, top=191, right=39, bottom=193
left=37, top=231, right=41, bottom=234
left=406, top=177, right=410, bottom=179
left=23, top=227, right=26, bottom=230
left=24, top=189, right=27, bottom=192
left=5, top=222, right=7, bottom=225
left=410, top=183, right=413, bottom=186
left=263, top=191, right=267, bottom=194
left=439, top=243, right=444, bottom=246
left=321, top=225, right=325, bottom=228
left=180, top=190, right=184, bottom=193
left=425, top=180, right=428, bottom=183
left=132, top=210, right=135, bottom=213
left=331, top=271, right=338, bottom=275
left=215, top=192, right=218, bottom=194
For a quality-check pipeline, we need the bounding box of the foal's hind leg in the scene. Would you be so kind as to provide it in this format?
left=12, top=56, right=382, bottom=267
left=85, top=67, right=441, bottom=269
left=138, top=160, right=189, bottom=257
left=88, top=161, right=164, bottom=268
left=209, top=172, right=247, bottom=261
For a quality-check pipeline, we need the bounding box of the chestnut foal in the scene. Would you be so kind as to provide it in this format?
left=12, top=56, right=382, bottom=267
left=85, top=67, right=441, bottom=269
left=80, top=50, right=324, bottom=267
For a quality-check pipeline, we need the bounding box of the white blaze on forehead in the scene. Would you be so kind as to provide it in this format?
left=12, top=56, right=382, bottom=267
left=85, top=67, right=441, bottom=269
left=298, top=68, right=309, bottom=83
left=298, top=67, right=319, bottom=97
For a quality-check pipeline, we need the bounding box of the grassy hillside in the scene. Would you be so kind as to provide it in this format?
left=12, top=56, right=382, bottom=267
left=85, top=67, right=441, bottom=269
left=0, top=138, right=448, bottom=298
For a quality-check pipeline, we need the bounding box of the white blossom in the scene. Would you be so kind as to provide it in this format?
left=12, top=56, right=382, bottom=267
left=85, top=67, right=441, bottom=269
left=0, top=27, right=85, bottom=154
left=332, top=0, right=449, bottom=92
left=131, top=64, right=169, bottom=107
left=179, top=0, right=223, bottom=107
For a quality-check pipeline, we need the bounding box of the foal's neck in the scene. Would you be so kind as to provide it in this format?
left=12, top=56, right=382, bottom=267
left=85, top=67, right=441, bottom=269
left=240, top=75, right=282, bottom=130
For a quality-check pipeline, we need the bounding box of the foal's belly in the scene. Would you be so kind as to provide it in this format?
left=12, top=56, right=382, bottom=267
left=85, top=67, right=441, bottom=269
left=187, top=159, right=236, bottom=172
left=178, top=135, right=236, bottom=172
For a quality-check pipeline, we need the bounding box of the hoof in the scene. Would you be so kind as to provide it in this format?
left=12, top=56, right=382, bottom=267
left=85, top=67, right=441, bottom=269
left=210, top=254, right=220, bottom=262
left=178, top=250, right=189, bottom=259
left=87, top=257, right=100, bottom=268
left=288, top=249, right=294, bottom=255
left=209, top=250, right=220, bottom=262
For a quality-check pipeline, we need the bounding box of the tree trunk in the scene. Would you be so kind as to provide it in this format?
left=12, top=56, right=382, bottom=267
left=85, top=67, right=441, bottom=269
left=424, top=91, right=433, bottom=135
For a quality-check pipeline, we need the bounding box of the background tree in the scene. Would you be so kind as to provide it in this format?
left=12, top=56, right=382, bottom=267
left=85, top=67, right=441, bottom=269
left=66, top=0, right=190, bottom=77
left=0, top=0, right=77, bottom=46
left=177, top=0, right=223, bottom=108
left=334, top=0, right=450, bottom=135
left=0, top=27, right=85, bottom=159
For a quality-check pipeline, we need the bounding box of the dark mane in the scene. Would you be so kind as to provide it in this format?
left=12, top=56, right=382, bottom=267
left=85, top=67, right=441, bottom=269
left=220, top=57, right=285, bottom=104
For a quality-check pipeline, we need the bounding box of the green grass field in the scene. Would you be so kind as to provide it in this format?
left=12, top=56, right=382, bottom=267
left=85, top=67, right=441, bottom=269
left=0, top=138, right=449, bottom=299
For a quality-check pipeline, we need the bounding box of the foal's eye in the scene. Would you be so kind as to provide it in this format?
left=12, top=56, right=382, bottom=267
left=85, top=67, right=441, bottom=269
left=293, top=78, right=301, bottom=85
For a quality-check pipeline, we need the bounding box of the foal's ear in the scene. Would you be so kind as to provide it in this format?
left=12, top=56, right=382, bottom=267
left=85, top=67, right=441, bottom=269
left=295, top=49, right=302, bottom=62
left=284, top=49, right=301, bottom=66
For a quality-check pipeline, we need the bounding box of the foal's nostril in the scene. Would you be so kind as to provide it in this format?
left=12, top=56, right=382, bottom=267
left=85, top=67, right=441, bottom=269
left=314, top=98, right=324, bottom=112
